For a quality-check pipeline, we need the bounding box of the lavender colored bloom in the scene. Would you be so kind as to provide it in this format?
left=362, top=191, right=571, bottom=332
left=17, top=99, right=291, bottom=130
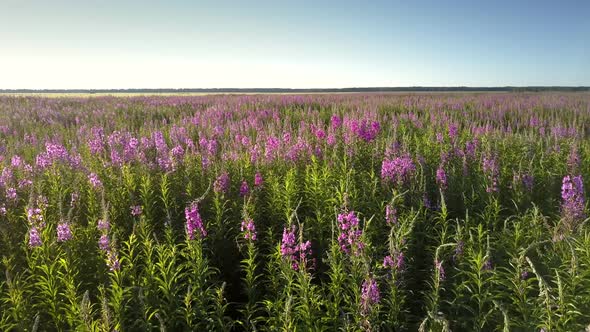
left=448, top=123, right=459, bottom=141
left=381, top=156, right=416, bottom=185
left=88, top=172, right=102, bottom=189
left=0, top=205, right=6, bottom=216
left=482, top=259, right=493, bottom=271
left=241, top=218, right=257, bottom=241
left=353, top=120, right=381, bottom=142
left=383, top=250, right=405, bottom=271
left=337, top=211, right=364, bottom=255
left=97, top=219, right=110, bottom=232
left=239, top=181, right=250, bottom=197
left=107, top=250, right=120, bottom=271
left=385, top=204, right=397, bottom=225
left=482, top=155, right=499, bottom=193
left=18, top=179, right=32, bottom=189
left=185, top=203, right=207, bottom=240
left=11, top=155, right=22, bottom=168
left=35, top=152, right=52, bottom=169
left=57, top=222, right=73, bottom=242
left=213, top=171, right=230, bottom=194
left=99, top=234, right=110, bottom=251
left=171, top=145, right=185, bottom=160
left=521, top=173, right=534, bottom=191
left=130, top=205, right=142, bottom=216
left=360, top=277, right=380, bottom=315
left=280, top=226, right=298, bottom=258
left=330, top=114, right=342, bottom=129
left=254, top=172, right=263, bottom=187
left=280, top=225, right=313, bottom=271
left=567, top=146, right=581, bottom=173
left=27, top=208, right=44, bottom=226
left=29, top=227, right=42, bottom=247
left=436, top=166, right=448, bottom=190
left=6, top=187, right=17, bottom=200
left=561, top=175, right=586, bottom=228
left=521, top=270, right=529, bottom=280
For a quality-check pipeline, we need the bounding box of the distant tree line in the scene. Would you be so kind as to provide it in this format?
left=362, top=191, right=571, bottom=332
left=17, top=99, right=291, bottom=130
left=0, top=87, right=588, bottom=94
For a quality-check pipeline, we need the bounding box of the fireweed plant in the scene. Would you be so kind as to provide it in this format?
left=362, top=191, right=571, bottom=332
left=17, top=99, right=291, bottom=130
left=0, top=93, right=589, bottom=330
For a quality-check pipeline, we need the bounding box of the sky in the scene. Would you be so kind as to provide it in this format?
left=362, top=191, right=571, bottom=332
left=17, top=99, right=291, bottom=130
left=0, top=0, right=588, bottom=89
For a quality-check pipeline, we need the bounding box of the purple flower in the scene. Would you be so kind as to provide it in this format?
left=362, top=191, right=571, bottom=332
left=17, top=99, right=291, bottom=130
left=88, top=173, right=102, bottom=189
left=57, top=222, right=72, bottom=242
left=353, top=120, right=381, bottom=142
left=6, top=187, right=17, bottom=201
left=280, top=225, right=313, bottom=271
left=241, top=218, right=257, bottom=241
left=239, top=181, right=250, bottom=197
left=561, top=175, right=586, bottom=229
left=0, top=205, right=6, bottom=216
left=521, top=173, right=534, bottom=191
left=385, top=204, right=397, bottom=225
left=381, top=156, right=416, bottom=185
left=130, top=205, right=142, bottom=216
left=107, top=250, right=120, bottom=271
left=185, top=203, right=207, bottom=240
left=27, top=208, right=44, bottom=226
left=383, top=250, right=405, bottom=271
left=436, top=166, right=448, bottom=190
left=213, top=172, right=230, bottom=194
left=11, top=155, right=22, bottom=168
left=97, top=219, right=110, bottom=232
left=99, top=234, right=110, bottom=251
left=337, top=211, right=364, bottom=256
left=29, top=227, right=42, bottom=247
left=567, top=147, right=580, bottom=173
left=281, top=226, right=297, bottom=258
left=360, top=277, right=380, bottom=315
left=331, top=115, right=342, bottom=129
left=254, top=172, right=264, bottom=187
left=482, top=155, right=499, bottom=193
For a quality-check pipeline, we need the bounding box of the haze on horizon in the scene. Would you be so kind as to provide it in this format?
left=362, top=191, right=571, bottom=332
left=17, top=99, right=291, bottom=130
left=0, top=0, right=588, bottom=89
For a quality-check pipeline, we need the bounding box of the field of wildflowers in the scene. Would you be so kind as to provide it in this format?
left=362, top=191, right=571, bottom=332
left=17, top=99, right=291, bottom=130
left=0, top=93, right=589, bottom=331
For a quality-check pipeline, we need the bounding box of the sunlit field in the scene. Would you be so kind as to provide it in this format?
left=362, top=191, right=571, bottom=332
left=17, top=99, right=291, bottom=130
left=0, top=93, right=589, bottom=331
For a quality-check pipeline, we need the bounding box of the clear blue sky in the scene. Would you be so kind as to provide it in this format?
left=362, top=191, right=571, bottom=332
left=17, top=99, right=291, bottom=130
left=0, top=0, right=588, bottom=88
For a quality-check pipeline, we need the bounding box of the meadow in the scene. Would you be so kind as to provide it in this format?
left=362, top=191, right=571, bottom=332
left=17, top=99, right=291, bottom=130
left=0, top=93, right=589, bottom=331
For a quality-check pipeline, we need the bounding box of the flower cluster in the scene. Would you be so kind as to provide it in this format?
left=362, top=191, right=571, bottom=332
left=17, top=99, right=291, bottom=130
left=97, top=219, right=110, bottom=251
left=280, top=225, right=313, bottom=271
left=482, top=155, right=499, bottom=193
left=185, top=203, right=207, bottom=240
left=337, top=211, right=364, bottom=256
left=436, top=166, right=448, bottom=190
left=240, top=217, right=257, bottom=241
left=130, top=205, right=143, bottom=217
left=383, top=250, right=405, bottom=271
left=385, top=203, right=397, bottom=225
left=239, top=180, right=250, bottom=197
left=214, top=171, right=230, bottom=194
left=57, top=222, right=73, bottom=242
left=561, top=175, right=585, bottom=229
left=88, top=172, right=103, bottom=189
left=381, top=156, right=416, bottom=185
left=360, top=277, right=380, bottom=315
